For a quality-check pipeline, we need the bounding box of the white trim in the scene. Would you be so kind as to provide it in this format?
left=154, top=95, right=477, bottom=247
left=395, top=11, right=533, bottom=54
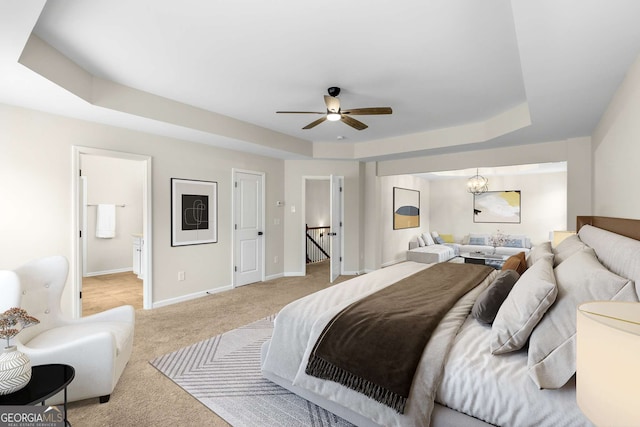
left=265, top=272, right=284, bottom=281
left=152, top=285, right=233, bottom=309
left=72, top=146, right=153, bottom=317
left=85, top=267, right=133, bottom=277
left=284, top=272, right=305, bottom=277
left=231, top=168, right=266, bottom=287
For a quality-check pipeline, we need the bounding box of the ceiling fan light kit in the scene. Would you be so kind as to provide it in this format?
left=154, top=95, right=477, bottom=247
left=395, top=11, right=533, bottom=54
left=277, top=87, right=392, bottom=130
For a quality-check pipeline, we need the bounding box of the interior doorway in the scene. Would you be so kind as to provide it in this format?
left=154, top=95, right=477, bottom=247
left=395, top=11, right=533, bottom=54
left=303, top=175, right=344, bottom=282
left=72, top=146, right=152, bottom=317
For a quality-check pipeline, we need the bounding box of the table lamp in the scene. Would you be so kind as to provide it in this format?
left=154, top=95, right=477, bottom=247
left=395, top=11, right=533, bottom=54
left=577, top=301, right=640, bottom=426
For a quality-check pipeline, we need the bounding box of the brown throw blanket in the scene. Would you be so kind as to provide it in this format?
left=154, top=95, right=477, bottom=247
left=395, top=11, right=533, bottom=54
left=305, top=262, right=492, bottom=414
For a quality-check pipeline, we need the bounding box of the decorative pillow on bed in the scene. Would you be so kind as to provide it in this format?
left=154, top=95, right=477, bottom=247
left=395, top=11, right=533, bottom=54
left=526, top=241, right=554, bottom=267
left=472, top=269, right=520, bottom=324
left=527, top=249, right=637, bottom=389
left=422, top=232, right=435, bottom=246
left=502, top=252, right=527, bottom=275
left=490, top=257, right=557, bottom=355
left=552, top=234, right=588, bottom=266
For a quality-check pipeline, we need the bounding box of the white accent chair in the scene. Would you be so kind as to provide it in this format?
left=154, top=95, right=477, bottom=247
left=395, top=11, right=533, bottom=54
left=3, top=256, right=135, bottom=404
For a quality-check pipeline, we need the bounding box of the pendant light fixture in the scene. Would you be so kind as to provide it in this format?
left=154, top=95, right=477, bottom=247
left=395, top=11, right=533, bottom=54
left=467, top=168, right=488, bottom=195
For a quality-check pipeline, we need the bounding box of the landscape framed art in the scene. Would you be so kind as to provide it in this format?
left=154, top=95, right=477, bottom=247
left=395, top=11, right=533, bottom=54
left=473, top=190, right=521, bottom=223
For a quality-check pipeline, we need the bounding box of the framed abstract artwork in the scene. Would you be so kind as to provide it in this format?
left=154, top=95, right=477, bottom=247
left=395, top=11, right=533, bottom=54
left=393, top=187, right=420, bottom=229
left=171, top=178, right=218, bottom=246
left=473, top=190, right=521, bottom=223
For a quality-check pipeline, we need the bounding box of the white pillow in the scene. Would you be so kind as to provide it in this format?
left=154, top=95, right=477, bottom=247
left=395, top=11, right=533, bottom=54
left=416, top=236, right=426, bottom=247
left=526, top=241, right=554, bottom=267
left=490, top=257, right=557, bottom=355
left=527, top=249, right=637, bottom=389
left=552, top=234, right=587, bottom=266
left=422, top=232, right=435, bottom=246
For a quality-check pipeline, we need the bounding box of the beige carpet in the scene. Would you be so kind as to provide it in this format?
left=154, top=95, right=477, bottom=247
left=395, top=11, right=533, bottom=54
left=68, top=262, right=351, bottom=426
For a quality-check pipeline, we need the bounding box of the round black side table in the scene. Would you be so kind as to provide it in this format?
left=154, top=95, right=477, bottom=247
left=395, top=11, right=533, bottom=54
left=0, top=364, right=75, bottom=426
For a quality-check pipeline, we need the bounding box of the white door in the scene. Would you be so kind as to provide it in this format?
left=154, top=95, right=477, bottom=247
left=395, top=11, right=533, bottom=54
left=330, top=175, right=343, bottom=282
left=234, top=171, right=264, bottom=286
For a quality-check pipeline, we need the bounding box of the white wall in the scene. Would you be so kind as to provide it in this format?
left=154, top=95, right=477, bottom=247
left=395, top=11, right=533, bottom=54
left=429, top=172, right=567, bottom=244
left=592, top=54, right=640, bottom=218
left=0, top=104, right=285, bottom=311
left=305, top=179, right=330, bottom=227
left=379, top=175, right=431, bottom=266
left=82, top=155, right=144, bottom=274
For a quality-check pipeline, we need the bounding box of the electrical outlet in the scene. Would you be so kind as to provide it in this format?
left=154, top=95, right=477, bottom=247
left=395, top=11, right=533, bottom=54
left=178, top=271, right=185, bottom=281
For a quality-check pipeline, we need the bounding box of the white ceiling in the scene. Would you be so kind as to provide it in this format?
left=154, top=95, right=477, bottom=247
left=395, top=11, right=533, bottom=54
left=1, top=1, right=640, bottom=161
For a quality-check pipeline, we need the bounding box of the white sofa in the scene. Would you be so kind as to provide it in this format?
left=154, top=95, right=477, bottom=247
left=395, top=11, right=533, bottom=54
left=455, top=232, right=531, bottom=256
left=408, top=232, right=531, bottom=264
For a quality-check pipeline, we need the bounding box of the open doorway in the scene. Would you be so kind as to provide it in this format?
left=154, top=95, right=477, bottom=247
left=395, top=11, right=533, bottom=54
left=303, top=175, right=343, bottom=282
left=72, top=147, right=152, bottom=317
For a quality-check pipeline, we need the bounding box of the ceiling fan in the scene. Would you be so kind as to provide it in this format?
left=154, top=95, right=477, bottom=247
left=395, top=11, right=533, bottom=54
left=276, top=87, right=392, bottom=131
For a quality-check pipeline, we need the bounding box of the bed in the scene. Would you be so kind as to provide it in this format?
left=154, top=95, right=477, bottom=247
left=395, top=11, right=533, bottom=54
left=261, top=216, right=640, bottom=426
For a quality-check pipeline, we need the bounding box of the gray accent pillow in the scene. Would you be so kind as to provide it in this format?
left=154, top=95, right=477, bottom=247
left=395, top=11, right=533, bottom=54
left=490, top=257, right=557, bottom=355
left=472, top=269, right=520, bottom=324
left=527, top=249, right=637, bottom=389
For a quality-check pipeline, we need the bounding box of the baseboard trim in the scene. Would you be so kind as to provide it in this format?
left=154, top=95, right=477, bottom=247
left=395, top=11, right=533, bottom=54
left=152, top=284, right=234, bottom=309
left=381, top=258, right=405, bottom=268
left=265, top=272, right=284, bottom=281
left=284, top=271, right=305, bottom=277
left=85, top=267, right=133, bottom=277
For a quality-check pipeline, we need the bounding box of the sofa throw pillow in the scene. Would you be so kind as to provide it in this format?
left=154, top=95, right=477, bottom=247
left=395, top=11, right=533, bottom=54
left=434, top=236, right=445, bottom=244
left=469, top=234, right=490, bottom=246
left=417, top=236, right=426, bottom=247
left=422, top=232, right=435, bottom=246
left=472, top=269, right=520, bottom=324
left=503, top=236, right=527, bottom=248
left=490, top=257, right=557, bottom=355
left=502, top=252, right=527, bottom=275
left=526, top=241, right=554, bottom=267
left=440, top=234, right=455, bottom=243
left=552, top=234, right=587, bottom=266
left=527, top=249, right=637, bottom=389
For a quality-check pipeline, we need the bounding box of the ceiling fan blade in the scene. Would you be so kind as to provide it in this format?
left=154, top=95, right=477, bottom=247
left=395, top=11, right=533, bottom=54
left=341, top=107, right=393, bottom=115
left=276, top=111, right=325, bottom=114
left=324, top=95, right=341, bottom=113
left=340, top=115, right=368, bottom=130
left=303, top=116, right=327, bottom=129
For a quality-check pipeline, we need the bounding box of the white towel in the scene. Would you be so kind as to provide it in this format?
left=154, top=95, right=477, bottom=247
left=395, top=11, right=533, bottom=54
left=96, top=204, right=116, bottom=238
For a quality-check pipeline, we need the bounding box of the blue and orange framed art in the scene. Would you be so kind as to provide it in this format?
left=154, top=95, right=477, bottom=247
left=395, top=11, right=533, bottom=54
left=393, top=187, right=420, bottom=230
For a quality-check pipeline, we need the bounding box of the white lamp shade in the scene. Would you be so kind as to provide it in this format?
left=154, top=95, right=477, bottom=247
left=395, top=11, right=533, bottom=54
left=552, top=230, right=576, bottom=248
left=577, top=301, right=640, bottom=426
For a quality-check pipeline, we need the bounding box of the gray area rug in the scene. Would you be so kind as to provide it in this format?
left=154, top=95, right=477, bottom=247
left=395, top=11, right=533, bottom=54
left=150, top=315, right=353, bottom=426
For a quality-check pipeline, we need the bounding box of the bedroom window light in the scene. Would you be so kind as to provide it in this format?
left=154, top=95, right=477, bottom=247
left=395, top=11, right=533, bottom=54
left=467, top=168, right=488, bottom=195
left=576, top=301, right=640, bottom=426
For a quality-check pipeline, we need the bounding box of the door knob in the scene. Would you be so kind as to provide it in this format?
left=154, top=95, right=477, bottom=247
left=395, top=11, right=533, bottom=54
left=258, top=231, right=264, bottom=236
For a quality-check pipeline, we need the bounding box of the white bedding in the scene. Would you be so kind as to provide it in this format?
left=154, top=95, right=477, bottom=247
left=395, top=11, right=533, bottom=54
left=262, top=261, right=496, bottom=427
left=436, top=316, right=593, bottom=427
